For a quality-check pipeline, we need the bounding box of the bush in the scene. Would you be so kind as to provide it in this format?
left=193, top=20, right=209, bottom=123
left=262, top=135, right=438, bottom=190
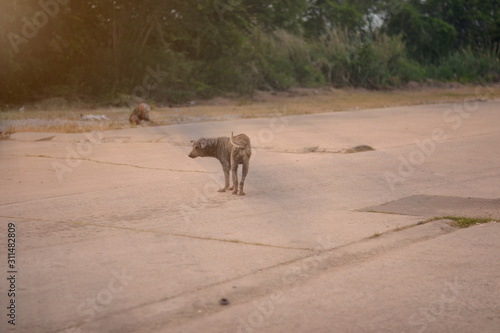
left=315, top=28, right=421, bottom=88
left=247, top=29, right=324, bottom=91
left=427, top=48, right=500, bottom=83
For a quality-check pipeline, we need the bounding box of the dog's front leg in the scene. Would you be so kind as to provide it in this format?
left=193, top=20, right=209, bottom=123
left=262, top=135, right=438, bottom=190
left=238, top=158, right=249, bottom=196
left=218, top=163, right=231, bottom=192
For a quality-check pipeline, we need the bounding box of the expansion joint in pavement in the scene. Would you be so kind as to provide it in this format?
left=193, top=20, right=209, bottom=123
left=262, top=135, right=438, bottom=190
left=1, top=153, right=214, bottom=173
left=0, top=215, right=313, bottom=251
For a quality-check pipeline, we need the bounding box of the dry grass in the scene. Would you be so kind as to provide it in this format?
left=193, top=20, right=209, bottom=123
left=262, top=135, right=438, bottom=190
left=1, top=84, right=499, bottom=134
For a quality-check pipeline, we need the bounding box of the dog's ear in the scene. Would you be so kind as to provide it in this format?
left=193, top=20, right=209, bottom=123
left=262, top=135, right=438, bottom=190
left=200, top=138, right=208, bottom=149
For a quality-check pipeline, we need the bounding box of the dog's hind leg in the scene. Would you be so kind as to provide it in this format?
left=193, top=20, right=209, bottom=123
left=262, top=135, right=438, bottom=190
left=231, top=153, right=239, bottom=195
left=239, top=159, right=249, bottom=196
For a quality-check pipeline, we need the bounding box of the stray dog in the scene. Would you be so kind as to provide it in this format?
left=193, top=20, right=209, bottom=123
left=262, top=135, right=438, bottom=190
left=189, top=132, right=251, bottom=195
left=129, top=103, right=151, bottom=125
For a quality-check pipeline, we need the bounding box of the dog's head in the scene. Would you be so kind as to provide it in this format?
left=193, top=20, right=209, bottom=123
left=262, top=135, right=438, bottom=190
left=188, top=138, right=209, bottom=158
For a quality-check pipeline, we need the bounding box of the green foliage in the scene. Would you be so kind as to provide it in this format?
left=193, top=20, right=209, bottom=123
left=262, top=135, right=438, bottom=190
left=316, top=29, right=419, bottom=88
left=427, top=48, right=500, bottom=83
left=385, top=3, right=457, bottom=63
left=247, top=30, right=298, bottom=90
left=303, top=0, right=364, bottom=37
left=423, top=0, right=500, bottom=51
left=0, top=0, right=499, bottom=105
left=247, top=0, right=308, bottom=33
left=248, top=29, right=325, bottom=90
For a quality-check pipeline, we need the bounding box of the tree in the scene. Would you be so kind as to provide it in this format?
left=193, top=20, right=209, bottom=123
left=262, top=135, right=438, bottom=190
left=384, top=3, right=457, bottom=63
left=303, top=0, right=364, bottom=37
left=423, top=0, right=500, bottom=51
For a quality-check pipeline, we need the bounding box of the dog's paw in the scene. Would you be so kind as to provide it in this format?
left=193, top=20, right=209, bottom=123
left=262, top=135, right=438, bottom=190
left=238, top=191, right=246, bottom=196
left=218, top=188, right=226, bottom=193
left=232, top=190, right=238, bottom=195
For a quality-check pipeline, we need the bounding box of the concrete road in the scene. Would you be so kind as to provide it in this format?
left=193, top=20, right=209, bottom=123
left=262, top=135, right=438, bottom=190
left=1, top=99, right=499, bottom=333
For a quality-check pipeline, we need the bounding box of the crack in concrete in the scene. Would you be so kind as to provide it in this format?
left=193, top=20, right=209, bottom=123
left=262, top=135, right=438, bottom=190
left=51, top=219, right=457, bottom=333
left=261, top=146, right=375, bottom=155
left=0, top=215, right=313, bottom=252
left=1, top=153, right=214, bottom=173
left=254, top=146, right=343, bottom=154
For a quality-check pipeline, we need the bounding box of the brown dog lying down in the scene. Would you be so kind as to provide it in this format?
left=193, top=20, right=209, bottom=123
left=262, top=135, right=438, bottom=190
left=189, top=132, right=251, bottom=195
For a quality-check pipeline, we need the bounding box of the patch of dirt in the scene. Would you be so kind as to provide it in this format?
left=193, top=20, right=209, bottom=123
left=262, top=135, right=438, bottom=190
left=2, top=83, right=499, bottom=133
left=0, top=131, right=11, bottom=140
left=343, top=145, right=375, bottom=154
left=205, top=97, right=237, bottom=106
left=252, top=87, right=325, bottom=103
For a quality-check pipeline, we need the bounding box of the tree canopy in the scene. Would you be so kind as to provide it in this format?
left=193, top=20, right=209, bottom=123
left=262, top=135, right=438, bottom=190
left=0, top=0, right=499, bottom=104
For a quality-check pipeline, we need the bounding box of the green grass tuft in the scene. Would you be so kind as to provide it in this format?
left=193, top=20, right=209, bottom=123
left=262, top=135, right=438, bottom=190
left=444, top=216, right=494, bottom=229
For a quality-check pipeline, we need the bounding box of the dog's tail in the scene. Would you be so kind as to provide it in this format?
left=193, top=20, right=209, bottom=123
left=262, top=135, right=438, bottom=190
left=230, top=132, right=244, bottom=148
left=230, top=132, right=251, bottom=156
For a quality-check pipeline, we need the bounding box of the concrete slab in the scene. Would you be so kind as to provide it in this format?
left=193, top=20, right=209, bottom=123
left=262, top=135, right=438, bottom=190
left=361, top=195, right=500, bottom=219
left=1, top=99, right=499, bottom=332
left=171, top=222, right=500, bottom=333
left=0, top=216, right=309, bottom=333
